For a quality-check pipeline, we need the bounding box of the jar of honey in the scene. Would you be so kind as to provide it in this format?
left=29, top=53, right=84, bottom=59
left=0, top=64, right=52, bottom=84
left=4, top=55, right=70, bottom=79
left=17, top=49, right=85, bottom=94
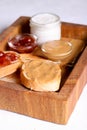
left=30, top=13, right=61, bottom=45
left=41, top=40, right=72, bottom=65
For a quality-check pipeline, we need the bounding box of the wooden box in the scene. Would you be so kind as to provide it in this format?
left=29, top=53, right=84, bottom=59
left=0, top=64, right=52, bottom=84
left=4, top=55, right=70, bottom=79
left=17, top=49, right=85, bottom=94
left=0, top=16, right=87, bottom=124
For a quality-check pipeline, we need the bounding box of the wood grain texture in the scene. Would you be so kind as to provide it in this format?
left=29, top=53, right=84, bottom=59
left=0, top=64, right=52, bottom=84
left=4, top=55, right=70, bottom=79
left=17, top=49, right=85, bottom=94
left=62, top=22, right=87, bottom=40
left=0, top=16, right=87, bottom=124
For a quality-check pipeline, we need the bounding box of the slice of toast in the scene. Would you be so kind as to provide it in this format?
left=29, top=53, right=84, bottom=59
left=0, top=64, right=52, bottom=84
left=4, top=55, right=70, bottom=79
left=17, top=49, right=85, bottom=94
left=0, top=51, right=21, bottom=78
left=20, top=60, right=61, bottom=91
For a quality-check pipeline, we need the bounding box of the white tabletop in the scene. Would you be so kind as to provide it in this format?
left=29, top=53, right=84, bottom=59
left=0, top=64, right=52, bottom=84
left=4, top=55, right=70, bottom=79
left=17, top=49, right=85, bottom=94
left=0, top=0, right=87, bottom=129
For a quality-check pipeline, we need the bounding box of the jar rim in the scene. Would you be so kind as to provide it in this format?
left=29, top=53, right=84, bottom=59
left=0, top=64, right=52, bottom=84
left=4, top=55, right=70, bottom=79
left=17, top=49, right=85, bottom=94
left=30, top=12, right=60, bottom=27
left=41, top=40, right=72, bottom=57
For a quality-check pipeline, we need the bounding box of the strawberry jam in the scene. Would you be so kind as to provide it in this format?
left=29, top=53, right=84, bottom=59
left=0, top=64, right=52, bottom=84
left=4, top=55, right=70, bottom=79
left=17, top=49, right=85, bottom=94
left=8, top=34, right=38, bottom=53
left=0, top=51, right=18, bottom=67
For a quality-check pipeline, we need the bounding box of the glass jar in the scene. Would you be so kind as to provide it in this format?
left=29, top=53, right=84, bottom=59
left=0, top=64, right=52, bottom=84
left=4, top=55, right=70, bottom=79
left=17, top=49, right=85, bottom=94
left=30, top=13, right=61, bottom=45
left=8, top=34, right=38, bottom=53
left=41, top=40, right=72, bottom=65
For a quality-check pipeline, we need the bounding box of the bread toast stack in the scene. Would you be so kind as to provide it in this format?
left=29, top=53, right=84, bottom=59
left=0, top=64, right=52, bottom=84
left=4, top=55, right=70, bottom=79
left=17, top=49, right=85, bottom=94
left=0, top=51, right=61, bottom=91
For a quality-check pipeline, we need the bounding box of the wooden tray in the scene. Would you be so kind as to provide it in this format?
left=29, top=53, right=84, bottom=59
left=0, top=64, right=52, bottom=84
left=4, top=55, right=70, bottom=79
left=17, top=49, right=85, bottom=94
left=0, top=16, right=87, bottom=124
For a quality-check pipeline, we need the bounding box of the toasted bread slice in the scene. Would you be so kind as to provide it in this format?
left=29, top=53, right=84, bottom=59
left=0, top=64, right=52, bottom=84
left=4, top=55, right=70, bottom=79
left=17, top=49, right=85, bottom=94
left=20, top=53, right=44, bottom=62
left=0, top=51, right=21, bottom=78
left=20, top=60, right=61, bottom=91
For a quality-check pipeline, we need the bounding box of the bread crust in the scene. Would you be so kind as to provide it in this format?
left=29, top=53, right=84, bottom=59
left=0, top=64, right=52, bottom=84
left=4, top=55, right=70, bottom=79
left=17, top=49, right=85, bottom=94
left=0, top=61, right=21, bottom=78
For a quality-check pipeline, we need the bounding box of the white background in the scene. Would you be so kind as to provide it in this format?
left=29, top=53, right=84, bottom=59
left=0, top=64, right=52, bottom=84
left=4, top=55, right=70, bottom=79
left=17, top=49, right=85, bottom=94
left=0, top=0, right=87, bottom=129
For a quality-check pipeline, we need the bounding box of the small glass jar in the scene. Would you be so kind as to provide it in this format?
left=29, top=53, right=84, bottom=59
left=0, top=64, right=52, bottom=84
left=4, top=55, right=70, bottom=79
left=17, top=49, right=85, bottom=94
left=30, top=13, right=61, bottom=45
left=8, top=33, right=38, bottom=53
left=41, top=40, right=72, bottom=65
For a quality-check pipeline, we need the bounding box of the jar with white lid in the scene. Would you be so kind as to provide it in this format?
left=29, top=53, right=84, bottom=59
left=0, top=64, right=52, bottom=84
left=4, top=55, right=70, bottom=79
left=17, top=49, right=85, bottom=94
left=30, top=13, right=61, bottom=45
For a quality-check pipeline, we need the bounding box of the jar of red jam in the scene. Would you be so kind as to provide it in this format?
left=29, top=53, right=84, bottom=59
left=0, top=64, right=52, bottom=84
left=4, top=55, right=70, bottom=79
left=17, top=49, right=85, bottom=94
left=8, top=34, right=38, bottom=53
